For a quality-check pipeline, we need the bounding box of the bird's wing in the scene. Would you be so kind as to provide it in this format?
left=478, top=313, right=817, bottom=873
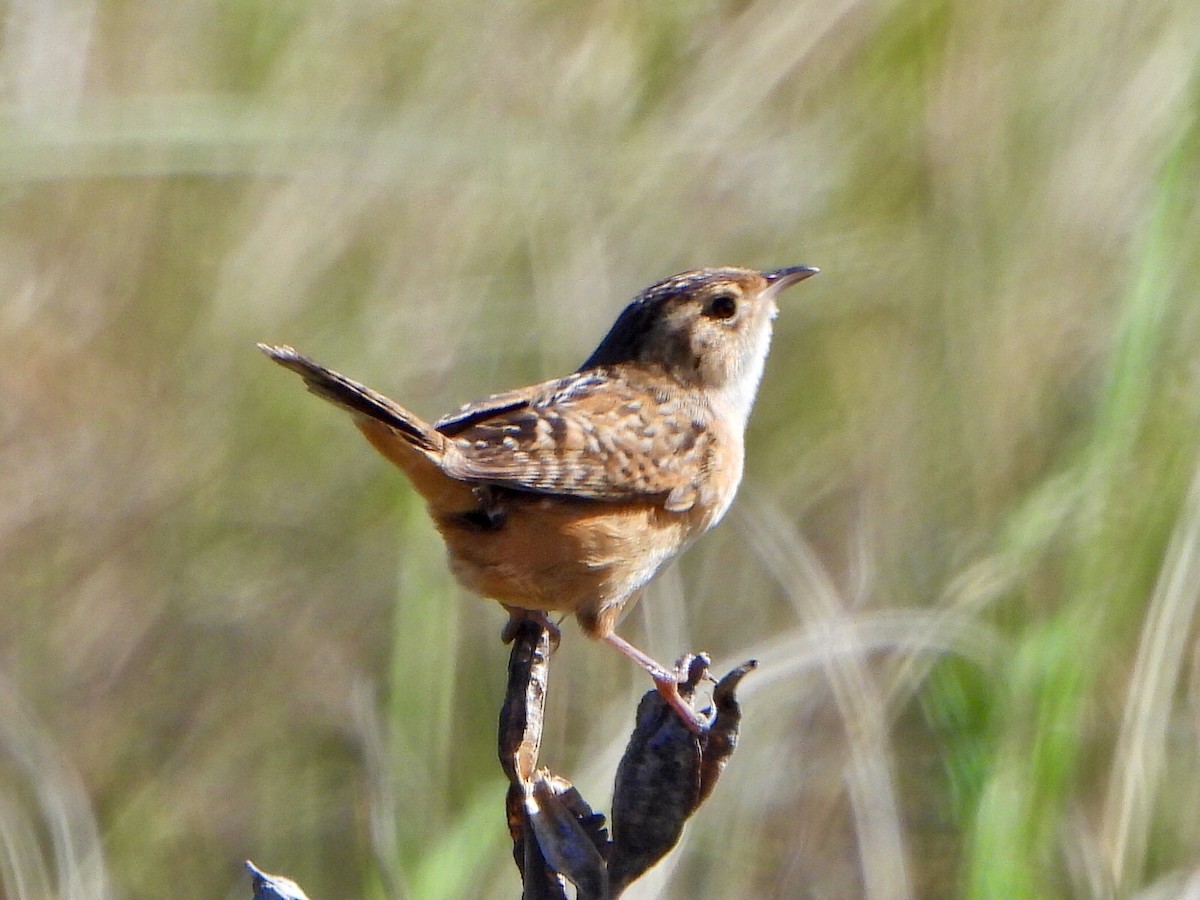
left=437, top=372, right=711, bottom=511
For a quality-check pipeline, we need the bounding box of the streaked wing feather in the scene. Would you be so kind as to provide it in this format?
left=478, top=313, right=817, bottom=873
left=440, top=373, right=709, bottom=506
left=435, top=389, right=533, bottom=437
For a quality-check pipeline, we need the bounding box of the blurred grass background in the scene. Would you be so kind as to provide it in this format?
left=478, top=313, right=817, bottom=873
left=1, top=0, right=1199, bottom=897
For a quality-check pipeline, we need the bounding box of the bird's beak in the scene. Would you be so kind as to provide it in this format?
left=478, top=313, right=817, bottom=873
left=762, top=266, right=819, bottom=293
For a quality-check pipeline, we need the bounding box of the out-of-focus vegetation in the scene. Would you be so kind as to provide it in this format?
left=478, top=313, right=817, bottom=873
left=2, top=1, right=1199, bottom=898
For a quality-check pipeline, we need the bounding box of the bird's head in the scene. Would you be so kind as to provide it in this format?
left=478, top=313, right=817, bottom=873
left=581, top=265, right=818, bottom=425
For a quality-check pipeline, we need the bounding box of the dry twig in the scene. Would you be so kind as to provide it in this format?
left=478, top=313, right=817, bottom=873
left=499, top=619, right=753, bottom=898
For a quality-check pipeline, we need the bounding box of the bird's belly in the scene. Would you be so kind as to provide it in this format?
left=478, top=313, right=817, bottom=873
left=435, top=495, right=702, bottom=633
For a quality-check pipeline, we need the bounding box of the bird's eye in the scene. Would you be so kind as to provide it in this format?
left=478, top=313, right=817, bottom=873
left=706, top=293, right=738, bottom=320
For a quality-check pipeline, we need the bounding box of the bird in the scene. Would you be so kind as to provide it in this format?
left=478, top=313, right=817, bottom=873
left=259, top=265, right=817, bottom=731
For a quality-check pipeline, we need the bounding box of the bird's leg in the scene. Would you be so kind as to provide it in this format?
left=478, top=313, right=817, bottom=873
left=501, top=607, right=562, bottom=651
left=603, top=632, right=710, bottom=733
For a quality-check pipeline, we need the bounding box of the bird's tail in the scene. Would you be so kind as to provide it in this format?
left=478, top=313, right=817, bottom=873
left=258, top=344, right=445, bottom=456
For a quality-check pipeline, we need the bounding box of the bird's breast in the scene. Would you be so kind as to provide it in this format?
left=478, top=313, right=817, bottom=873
left=433, top=491, right=705, bottom=615
left=694, top=409, right=744, bottom=530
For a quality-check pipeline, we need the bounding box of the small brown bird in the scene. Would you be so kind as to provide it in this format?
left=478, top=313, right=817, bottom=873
left=260, top=265, right=816, bottom=731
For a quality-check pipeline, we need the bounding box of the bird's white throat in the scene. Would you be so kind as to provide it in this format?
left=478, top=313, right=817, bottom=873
left=716, top=318, right=773, bottom=434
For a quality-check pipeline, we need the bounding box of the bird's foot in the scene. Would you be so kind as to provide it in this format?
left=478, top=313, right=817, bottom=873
left=651, top=672, right=712, bottom=735
left=603, top=633, right=712, bottom=733
left=501, top=608, right=562, bottom=651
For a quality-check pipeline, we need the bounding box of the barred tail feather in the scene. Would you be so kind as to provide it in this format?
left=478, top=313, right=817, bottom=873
left=257, top=344, right=443, bottom=455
